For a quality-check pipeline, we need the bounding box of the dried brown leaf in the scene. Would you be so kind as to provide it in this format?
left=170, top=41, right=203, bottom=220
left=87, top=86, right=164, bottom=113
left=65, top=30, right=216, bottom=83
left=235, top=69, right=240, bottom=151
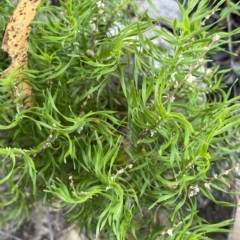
left=1, top=0, right=41, bottom=107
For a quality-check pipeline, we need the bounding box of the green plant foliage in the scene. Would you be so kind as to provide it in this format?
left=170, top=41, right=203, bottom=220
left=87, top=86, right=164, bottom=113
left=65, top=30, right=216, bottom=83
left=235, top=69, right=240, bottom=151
left=1, top=0, right=240, bottom=239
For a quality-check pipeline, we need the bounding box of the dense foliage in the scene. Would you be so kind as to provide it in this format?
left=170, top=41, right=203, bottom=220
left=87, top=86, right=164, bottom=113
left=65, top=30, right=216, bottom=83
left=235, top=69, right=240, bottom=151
left=1, top=0, right=240, bottom=239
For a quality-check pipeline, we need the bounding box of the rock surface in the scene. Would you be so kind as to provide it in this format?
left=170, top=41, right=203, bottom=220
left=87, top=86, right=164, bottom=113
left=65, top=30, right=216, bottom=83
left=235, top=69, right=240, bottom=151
left=138, top=0, right=180, bottom=22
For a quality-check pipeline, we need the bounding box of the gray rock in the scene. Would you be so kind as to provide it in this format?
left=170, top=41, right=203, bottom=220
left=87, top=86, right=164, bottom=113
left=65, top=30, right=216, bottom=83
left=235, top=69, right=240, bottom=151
left=138, top=0, right=180, bottom=21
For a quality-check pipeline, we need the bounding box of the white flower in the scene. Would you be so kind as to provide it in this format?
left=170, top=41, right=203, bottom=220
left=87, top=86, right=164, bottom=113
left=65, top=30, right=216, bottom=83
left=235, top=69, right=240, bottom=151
left=205, top=14, right=211, bottom=20
left=106, top=186, right=113, bottom=191
left=223, top=169, right=230, bottom=175
left=188, top=185, right=200, bottom=197
left=86, top=49, right=95, bottom=57
left=235, top=163, right=239, bottom=172
left=150, top=129, right=156, bottom=137
left=204, top=182, right=211, bottom=189
left=97, top=1, right=104, bottom=8
left=213, top=35, right=220, bottom=42
left=167, top=228, right=173, bottom=236
left=170, top=96, right=175, bottom=102
left=204, top=46, right=210, bottom=51
left=206, top=69, right=212, bottom=75
left=118, top=169, right=124, bottom=174
left=127, top=164, right=133, bottom=169
left=186, top=74, right=196, bottom=83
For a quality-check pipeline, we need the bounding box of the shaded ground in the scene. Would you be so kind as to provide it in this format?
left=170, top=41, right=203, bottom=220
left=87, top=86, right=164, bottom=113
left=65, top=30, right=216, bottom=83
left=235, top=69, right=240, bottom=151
left=1, top=203, right=88, bottom=240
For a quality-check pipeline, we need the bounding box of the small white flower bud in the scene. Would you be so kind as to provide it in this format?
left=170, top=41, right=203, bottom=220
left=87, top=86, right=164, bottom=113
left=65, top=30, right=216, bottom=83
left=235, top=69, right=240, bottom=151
left=86, top=49, right=95, bottom=57
left=167, top=228, right=173, bottom=236
left=235, top=163, right=239, bottom=172
left=127, top=164, right=133, bottom=169
left=223, top=169, right=230, bottom=175
left=118, top=169, right=124, bottom=174
left=170, top=96, right=175, bottom=102
left=204, top=182, right=211, bottom=189
left=212, top=35, right=220, bottom=42
left=204, top=46, right=210, bottom=51
left=206, top=69, right=212, bottom=75
left=186, top=74, right=196, bottom=83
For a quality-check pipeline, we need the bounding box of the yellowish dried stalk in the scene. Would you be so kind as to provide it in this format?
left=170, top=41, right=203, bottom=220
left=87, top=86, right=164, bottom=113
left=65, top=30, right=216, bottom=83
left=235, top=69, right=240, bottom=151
left=0, top=0, right=41, bottom=107
left=230, top=196, right=240, bottom=240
